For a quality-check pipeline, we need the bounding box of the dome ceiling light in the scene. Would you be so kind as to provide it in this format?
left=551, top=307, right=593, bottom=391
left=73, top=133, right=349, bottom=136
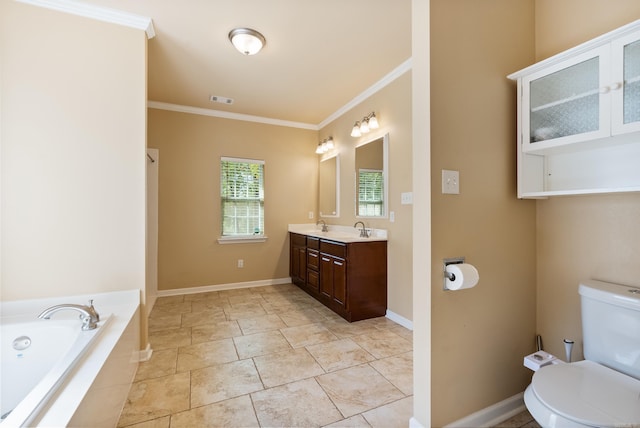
left=228, top=27, right=266, bottom=55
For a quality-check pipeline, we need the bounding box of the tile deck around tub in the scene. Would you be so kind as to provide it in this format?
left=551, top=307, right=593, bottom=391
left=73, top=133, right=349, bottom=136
left=117, top=283, right=413, bottom=428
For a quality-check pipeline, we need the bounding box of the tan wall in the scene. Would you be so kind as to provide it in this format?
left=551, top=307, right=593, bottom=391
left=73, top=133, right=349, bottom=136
left=534, top=1, right=640, bottom=362
left=430, top=1, right=537, bottom=425
left=148, top=109, right=318, bottom=290
left=1, top=3, right=147, bottom=302
left=319, top=72, right=414, bottom=321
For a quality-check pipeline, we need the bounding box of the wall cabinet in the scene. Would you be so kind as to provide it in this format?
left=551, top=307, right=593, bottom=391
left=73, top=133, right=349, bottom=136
left=508, top=20, right=640, bottom=198
left=289, top=232, right=387, bottom=322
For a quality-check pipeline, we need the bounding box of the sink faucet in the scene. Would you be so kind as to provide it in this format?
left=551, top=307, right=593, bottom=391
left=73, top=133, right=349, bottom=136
left=38, top=300, right=100, bottom=331
left=354, top=221, right=370, bottom=238
left=316, top=219, right=329, bottom=232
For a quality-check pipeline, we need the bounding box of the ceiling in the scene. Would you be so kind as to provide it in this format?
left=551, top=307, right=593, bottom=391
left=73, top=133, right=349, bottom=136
left=80, top=0, right=413, bottom=127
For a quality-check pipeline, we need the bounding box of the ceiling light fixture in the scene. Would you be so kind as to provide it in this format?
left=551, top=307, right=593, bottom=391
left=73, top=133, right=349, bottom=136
left=315, top=137, right=335, bottom=154
left=351, top=112, right=379, bottom=137
left=228, top=27, right=266, bottom=55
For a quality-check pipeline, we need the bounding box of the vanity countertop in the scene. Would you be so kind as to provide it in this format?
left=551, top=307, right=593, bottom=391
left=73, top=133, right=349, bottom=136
left=288, top=223, right=387, bottom=243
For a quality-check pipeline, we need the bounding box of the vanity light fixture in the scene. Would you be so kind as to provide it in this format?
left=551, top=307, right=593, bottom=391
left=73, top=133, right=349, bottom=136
left=351, top=112, right=379, bottom=137
left=315, top=137, right=335, bottom=154
left=228, top=27, right=266, bottom=55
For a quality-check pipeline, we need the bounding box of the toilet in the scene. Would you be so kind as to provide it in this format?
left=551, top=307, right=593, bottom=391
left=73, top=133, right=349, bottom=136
left=524, top=279, right=640, bottom=427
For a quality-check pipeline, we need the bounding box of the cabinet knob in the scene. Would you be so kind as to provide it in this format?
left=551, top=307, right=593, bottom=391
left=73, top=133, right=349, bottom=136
left=600, top=85, right=611, bottom=94
left=610, top=82, right=623, bottom=91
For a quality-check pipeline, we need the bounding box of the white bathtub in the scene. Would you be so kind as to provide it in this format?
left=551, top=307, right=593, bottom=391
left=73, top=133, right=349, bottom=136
left=0, top=290, right=140, bottom=427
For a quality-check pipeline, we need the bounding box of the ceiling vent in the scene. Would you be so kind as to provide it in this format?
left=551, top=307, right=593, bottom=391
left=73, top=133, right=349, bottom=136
left=210, top=95, right=234, bottom=105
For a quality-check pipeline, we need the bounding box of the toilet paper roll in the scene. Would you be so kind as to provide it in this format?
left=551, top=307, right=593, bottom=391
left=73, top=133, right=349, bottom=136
left=445, top=263, right=479, bottom=290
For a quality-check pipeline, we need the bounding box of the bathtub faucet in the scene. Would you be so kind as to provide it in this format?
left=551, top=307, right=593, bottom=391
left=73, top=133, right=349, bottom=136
left=38, top=300, right=100, bottom=331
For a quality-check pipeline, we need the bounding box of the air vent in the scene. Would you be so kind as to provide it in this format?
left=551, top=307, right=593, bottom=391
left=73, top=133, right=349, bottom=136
left=210, top=95, right=234, bottom=105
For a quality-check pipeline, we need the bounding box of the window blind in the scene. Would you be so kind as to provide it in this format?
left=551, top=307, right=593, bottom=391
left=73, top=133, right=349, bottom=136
left=358, top=169, right=383, bottom=216
left=221, top=158, right=264, bottom=236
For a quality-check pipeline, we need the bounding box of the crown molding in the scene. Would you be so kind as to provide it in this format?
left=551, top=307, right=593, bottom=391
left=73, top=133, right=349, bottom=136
left=147, top=101, right=319, bottom=131
left=16, top=0, right=155, bottom=39
left=318, top=57, right=413, bottom=129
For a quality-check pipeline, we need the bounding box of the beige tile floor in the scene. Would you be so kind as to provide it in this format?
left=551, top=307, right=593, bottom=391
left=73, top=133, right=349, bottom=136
left=493, top=410, right=541, bottom=428
left=117, top=283, right=413, bottom=428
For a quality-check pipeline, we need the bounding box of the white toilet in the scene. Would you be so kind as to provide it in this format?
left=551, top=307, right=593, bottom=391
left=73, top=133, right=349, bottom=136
left=524, top=279, right=640, bottom=427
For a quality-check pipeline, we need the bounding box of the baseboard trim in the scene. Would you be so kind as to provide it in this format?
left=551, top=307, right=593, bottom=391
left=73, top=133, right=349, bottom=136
left=137, top=343, right=153, bottom=362
left=156, top=277, right=292, bottom=297
left=386, top=309, right=413, bottom=330
left=443, top=392, right=526, bottom=428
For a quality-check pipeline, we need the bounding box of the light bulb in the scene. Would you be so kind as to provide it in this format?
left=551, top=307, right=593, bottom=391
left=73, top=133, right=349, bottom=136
left=325, top=138, right=334, bottom=150
left=351, top=122, right=362, bottom=137
left=368, top=114, right=379, bottom=129
left=315, top=143, right=324, bottom=154
left=360, top=119, right=369, bottom=134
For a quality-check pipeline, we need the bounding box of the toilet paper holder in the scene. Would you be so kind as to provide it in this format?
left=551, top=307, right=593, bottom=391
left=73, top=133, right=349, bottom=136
left=443, top=257, right=465, bottom=290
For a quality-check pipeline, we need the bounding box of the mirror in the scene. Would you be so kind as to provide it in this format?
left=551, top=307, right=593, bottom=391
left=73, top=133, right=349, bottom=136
left=319, top=154, right=340, bottom=217
left=355, top=133, right=389, bottom=218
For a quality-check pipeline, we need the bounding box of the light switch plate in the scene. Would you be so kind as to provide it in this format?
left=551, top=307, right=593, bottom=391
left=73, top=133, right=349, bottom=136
left=442, top=170, right=460, bottom=194
left=401, top=192, right=413, bottom=205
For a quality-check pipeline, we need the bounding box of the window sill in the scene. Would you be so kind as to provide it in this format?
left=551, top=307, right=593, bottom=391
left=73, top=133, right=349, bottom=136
left=217, top=235, right=268, bottom=244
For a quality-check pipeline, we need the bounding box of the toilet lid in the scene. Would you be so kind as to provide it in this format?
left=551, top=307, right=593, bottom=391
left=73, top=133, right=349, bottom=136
left=531, top=360, right=640, bottom=427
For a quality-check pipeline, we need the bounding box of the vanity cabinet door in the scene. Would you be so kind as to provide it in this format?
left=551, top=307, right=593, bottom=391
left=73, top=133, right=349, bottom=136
left=289, top=233, right=306, bottom=287
left=332, top=257, right=347, bottom=308
left=319, top=255, right=333, bottom=299
left=319, top=254, right=348, bottom=310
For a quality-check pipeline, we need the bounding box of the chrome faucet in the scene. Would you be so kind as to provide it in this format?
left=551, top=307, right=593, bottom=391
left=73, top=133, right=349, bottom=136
left=316, top=219, right=329, bottom=232
left=354, top=221, right=370, bottom=238
left=38, top=300, right=100, bottom=331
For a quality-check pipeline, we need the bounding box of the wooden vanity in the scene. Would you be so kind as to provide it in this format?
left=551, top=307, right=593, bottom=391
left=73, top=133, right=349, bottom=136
left=289, top=232, right=387, bottom=322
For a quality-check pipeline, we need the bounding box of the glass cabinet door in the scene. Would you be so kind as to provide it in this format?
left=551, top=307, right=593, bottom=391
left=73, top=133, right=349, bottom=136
left=522, top=46, right=610, bottom=151
left=612, top=31, right=640, bottom=134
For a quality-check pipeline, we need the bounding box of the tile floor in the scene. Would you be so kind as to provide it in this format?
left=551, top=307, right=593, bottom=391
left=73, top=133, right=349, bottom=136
left=493, top=410, right=541, bottom=428
left=117, top=283, right=414, bottom=428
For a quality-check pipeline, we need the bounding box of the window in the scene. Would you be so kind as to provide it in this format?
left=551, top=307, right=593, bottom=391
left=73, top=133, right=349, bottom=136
left=220, top=157, right=264, bottom=237
left=358, top=169, right=383, bottom=216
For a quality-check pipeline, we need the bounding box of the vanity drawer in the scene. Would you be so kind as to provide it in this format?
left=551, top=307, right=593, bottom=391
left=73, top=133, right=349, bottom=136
left=307, top=249, right=320, bottom=270
left=320, top=240, right=346, bottom=258
left=291, top=233, right=306, bottom=247
left=307, top=269, right=319, bottom=290
left=307, top=236, right=320, bottom=250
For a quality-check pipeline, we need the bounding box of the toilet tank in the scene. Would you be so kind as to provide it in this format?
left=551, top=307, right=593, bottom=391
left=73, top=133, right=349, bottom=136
left=579, top=279, right=640, bottom=380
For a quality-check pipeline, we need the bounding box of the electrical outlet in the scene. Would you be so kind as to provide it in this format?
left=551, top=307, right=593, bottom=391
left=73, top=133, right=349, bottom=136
left=390, top=211, right=395, bottom=222
left=442, top=170, right=460, bottom=194
left=237, top=259, right=244, bottom=268
left=308, top=211, right=314, bottom=219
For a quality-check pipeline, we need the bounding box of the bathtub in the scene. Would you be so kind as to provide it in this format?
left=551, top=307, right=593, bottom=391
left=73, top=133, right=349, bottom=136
left=0, top=290, right=140, bottom=427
